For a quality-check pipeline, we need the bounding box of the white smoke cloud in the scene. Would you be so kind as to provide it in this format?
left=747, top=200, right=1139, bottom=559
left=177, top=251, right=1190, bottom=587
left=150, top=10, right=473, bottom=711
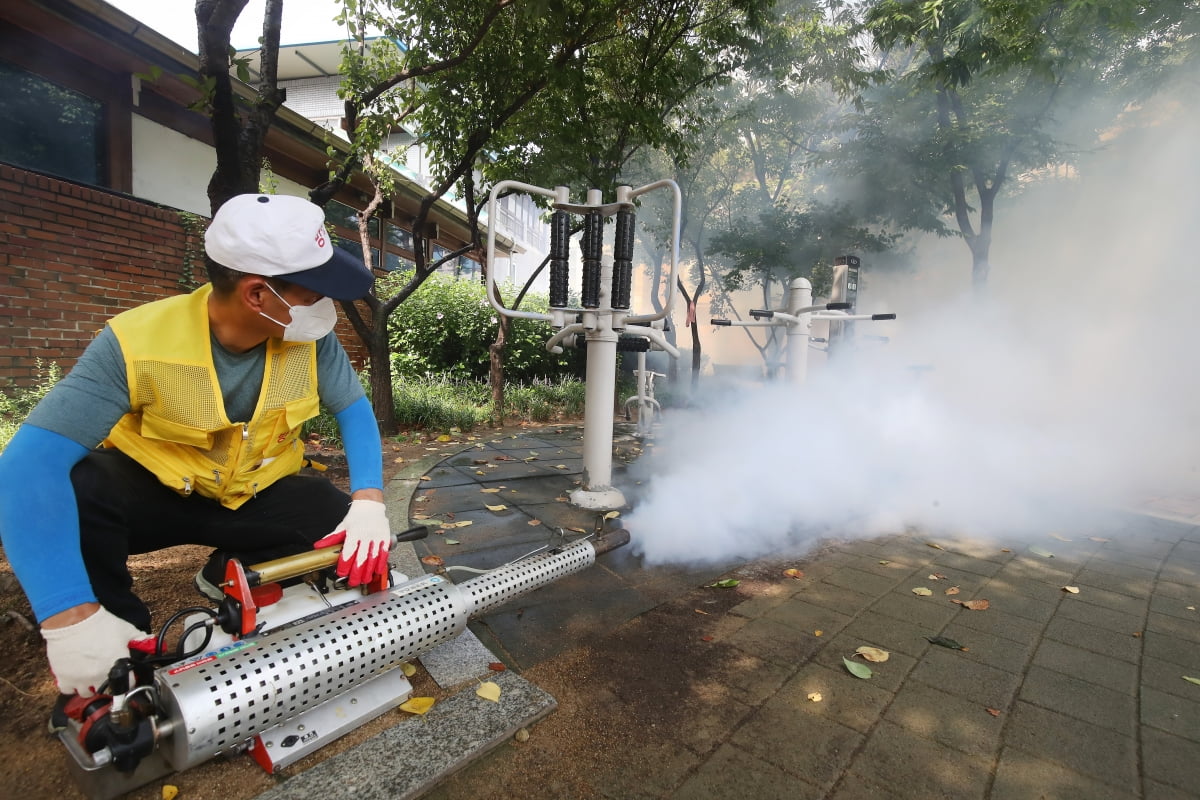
left=627, top=84, right=1200, bottom=565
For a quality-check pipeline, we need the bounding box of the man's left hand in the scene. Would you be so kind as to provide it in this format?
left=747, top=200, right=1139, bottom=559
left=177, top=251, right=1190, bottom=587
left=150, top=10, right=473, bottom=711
left=313, top=499, right=391, bottom=586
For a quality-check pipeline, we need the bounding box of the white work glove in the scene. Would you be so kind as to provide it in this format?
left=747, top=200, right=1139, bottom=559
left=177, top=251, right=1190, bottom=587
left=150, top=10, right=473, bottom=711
left=41, top=607, right=145, bottom=696
left=313, top=499, right=391, bottom=587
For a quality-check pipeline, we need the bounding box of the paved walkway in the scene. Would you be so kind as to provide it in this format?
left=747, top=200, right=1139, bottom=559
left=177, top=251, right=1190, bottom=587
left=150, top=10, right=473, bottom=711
left=392, top=423, right=1199, bottom=799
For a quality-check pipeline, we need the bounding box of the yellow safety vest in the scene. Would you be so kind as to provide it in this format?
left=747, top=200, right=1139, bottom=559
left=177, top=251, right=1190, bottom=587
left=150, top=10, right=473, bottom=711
left=104, top=284, right=320, bottom=509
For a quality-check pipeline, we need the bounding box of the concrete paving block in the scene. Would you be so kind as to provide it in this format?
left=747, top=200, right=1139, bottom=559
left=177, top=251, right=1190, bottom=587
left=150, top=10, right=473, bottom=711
left=823, top=549, right=924, bottom=578
left=1072, top=567, right=1156, bottom=600
left=929, top=550, right=1007, bottom=577
left=826, top=773, right=905, bottom=800
left=728, top=591, right=790, bottom=620
left=1043, top=616, right=1143, bottom=663
left=951, top=601, right=1047, bottom=645
left=776, top=662, right=896, bottom=733
left=1159, top=561, right=1200, bottom=585
left=1141, top=655, right=1200, bottom=700
left=822, top=565, right=906, bottom=597
left=1002, top=701, right=1138, bottom=794
left=1144, top=778, right=1200, bottom=800
left=1087, top=548, right=1166, bottom=573
left=1148, top=590, right=1200, bottom=620
left=1146, top=610, right=1200, bottom=644
left=991, top=747, right=1139, bottom=800
left=719, top=653, right=794, bottom=707
left=974, top=585, right=1062, bottom=624
left=908, top=645, right=1024, bottom=710
left=1141, top=629, right=1200, bottom=670
left=252, top=670, right=556, bottom=800
left=729, top=702, right=863, bottom=792
left=872, top=590, right=961, bottom=629
left=1065, top=581, right=1152, bottom=616
left=882, top=681, right=1007, bottom=758
left=419, top=628, right=499, bottom=689
left=1141, top=726, right=1200, bottom=795
left=834, top=610, right=938, bottom=658
left=787, top=580, right=877, bottom=616
left=811, top=637, right=918, bottom=693
left=1056, top=596, right=1147, bottom=635
left=849, top=719, right=990, bottom=799
left=763, top=597, right=854, bottom=639
left=1018, top=664, right=1137, bottom=735
left=668, top=743, right=823, bottom=800
left=1141, top=685, right=1200, bottom=742
left=1031, top=639, right=1139, bottom=694
left=595, top=738, right=705, bottom=800
left=993, top=555, right=1078, bottom=587
left=939, top=620, right=1035, bottom=675
left=726, top=616, right=823, bottom=668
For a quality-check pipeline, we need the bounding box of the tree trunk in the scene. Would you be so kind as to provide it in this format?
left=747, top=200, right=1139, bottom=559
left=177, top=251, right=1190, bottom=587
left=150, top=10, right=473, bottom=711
left=368, top=307, right=398, bottom=436
left=489, top=315, right=510, bottom=426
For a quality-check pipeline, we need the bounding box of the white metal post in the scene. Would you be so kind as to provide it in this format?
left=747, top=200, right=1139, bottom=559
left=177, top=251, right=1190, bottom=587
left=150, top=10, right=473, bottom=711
left=785, top=278, right=813, bottom=384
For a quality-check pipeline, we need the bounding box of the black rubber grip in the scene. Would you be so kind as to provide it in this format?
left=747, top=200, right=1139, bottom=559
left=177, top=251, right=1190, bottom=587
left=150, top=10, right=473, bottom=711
left=826, top=302, right=852, bottom=310
left=871, top=313, right=896, bottom=320
left=549, top=210, right=570, bottom=308
left=711, top=319, right=731, bottom=326
left=592, top=528, right=631, bottom=555
left=749, top=309, right=774, bottom=319
left=616, top=336, right=650, bottom=352
left=395, top=525, right=429, bottom=542
left=581, top=211, right=603, bottom=308
left=612, top=209, right=635, bottom=310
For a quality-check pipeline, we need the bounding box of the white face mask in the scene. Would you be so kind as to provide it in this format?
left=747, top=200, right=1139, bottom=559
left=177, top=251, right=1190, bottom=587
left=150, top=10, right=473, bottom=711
left=260, top=283, right=338, bottom=342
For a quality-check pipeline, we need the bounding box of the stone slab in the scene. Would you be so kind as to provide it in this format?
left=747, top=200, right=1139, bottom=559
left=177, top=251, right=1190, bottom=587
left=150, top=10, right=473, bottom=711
left=419, top=628, right=501, bottom=689
left=251, top=671, right=555, bottom=800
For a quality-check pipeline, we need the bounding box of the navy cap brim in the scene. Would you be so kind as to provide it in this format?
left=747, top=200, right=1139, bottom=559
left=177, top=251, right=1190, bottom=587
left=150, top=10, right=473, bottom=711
left=284, top=245, right=375, bottom=300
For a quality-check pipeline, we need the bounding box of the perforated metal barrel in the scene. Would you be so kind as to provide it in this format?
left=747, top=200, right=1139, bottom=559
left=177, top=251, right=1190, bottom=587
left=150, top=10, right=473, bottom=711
left=459, top=539, right=596, bottom=617
left=156, top=574, right=468, bottom=768
left=154, top=539, right=600, bottom=768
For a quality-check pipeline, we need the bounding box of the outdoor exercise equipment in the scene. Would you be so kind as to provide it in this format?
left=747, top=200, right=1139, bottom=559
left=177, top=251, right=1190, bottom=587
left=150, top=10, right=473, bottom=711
left=486, top=181, right=683, bottom=509
left=622, top=326, right=667, bottom=438
left=711, top=276, right=895, bottom=383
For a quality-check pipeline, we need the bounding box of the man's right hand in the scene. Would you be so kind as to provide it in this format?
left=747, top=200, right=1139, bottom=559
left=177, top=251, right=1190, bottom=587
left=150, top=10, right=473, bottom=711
left=41, top=604, right=145, bottom=696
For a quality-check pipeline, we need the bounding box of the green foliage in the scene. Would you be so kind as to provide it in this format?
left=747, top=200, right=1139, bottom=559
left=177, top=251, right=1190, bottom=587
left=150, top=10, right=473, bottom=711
left=302, top=374, right=588, bottom=437
left=380, top=271, right=583, bottom=382
left=710, top=202, right=897, bottom=297
left=0, top=360, right=62, bottom=452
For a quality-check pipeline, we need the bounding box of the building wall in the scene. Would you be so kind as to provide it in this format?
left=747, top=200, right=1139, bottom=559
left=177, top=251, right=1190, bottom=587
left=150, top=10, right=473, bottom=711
left=130, top=115, right=215, bottom=217
left=0, top=164, right=370, bottom=391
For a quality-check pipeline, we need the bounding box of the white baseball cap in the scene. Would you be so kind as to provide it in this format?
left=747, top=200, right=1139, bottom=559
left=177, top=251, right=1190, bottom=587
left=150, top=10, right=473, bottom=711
left=204, top=194, right=374, bottom=300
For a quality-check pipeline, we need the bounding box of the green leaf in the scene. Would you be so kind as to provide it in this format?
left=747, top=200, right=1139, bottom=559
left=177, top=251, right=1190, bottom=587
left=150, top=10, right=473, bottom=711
left=444, top=538, right=460, bottom=545
left=710, top=579, right=740, bottom=588
left=926, top=635, right=967, bottom=651
left=843, top=657, right=873, bottom=679
left=1184, top=676, right=1200, bottom=686
left=1029, top=547, right=1055, bottom=558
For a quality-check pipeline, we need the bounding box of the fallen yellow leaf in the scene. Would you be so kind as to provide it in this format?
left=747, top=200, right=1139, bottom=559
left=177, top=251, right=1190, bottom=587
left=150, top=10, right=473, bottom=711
left=399, top=696, right=436, bottom=715
left=400, top=662, right=417, bottom=677
left=912, top=587, right=933, bottom=596
left=392, top=456, right=405, bottom=464
left=412, top=513, right=430, bottom=520
left=855, top=646, right=890, bottom=663
left=1049, top=533, right=1072, bottom=542
left=953, top=599, right=990, bottom=610
left=813, top=630, right=823, bottom=637
left=783, top=568, right=805, bottom=579
left=163, top=787, right=179, bottom=800
left=555, top=464, right=569, bottom=470
left=481, top=488, right=501, bottom=493
left=945, top=586, right=961, bottom=595
left=419, top=475, right=432, bottom=481
left=485, top=504, right=508, bottom=512
left=1062, top=586, right=1080, bottom=594
left=926, top=542, right=944, bottom=550
left=436, top=435, right=452, bottom=442
left=528, top=519, right=542, bottom=526
left=476, top=681, right=502, bottom=703
left=808, top=692, right=823, bottom=702
left=604, top=511, right=621, bottom=519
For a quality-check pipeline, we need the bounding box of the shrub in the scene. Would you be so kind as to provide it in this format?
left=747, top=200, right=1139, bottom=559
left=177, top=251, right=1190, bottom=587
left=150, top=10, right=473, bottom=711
left=380, top=272, right=584, bottom=383
left=0, top=360, right=63, bottom=452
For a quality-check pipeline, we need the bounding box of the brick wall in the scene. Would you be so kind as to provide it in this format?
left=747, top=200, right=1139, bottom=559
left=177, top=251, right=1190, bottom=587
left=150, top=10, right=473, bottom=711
left=0, top=164, right=370, bottom=393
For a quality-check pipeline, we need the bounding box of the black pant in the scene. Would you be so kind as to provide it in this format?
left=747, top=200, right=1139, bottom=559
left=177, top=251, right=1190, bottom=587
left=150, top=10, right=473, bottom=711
left=70, top=449, right=351, bottom=631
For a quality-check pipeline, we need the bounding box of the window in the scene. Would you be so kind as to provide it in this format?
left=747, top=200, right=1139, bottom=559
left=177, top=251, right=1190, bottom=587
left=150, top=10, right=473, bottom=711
left=326, top=200, right=379, bottom=239
left=0, top=60, right=106, bottom=185
left=386, top=223, right=413, bottom=254
left=333, top=237, right=379, bottom=271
